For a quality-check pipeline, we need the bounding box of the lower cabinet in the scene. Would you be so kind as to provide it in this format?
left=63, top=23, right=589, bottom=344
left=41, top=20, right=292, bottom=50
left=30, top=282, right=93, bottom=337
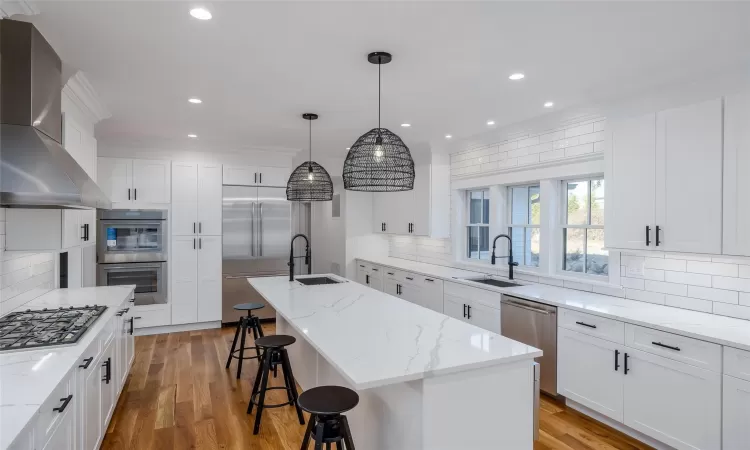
left=83, top=354, right=102, bottom=450
left=172, top=235, right=223, bottom=324
left=558, top=328, right=624, bottom=422
left=41, top=404, right=74, bottom=450
left=100, top=339, right=117, bottom=429
left=558, top=319, right=722, bottom=450
left=443, top=294, right=501, bottom=333
left=356, top=262, right=383, bottom=291
left=723, top=374, right=750, bottom=450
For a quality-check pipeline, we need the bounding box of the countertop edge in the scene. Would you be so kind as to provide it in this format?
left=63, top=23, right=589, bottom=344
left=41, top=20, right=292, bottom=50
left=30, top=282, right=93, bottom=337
left=357, top=257, right=750, bottom=353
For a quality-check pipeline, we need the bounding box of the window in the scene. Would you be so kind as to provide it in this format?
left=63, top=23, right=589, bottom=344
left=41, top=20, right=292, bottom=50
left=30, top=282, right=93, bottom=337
left=508, top=185, right=540, bottom=267
left=466, top=189, right=490, bottom=260
left=563, top=178, right=608, bottom=276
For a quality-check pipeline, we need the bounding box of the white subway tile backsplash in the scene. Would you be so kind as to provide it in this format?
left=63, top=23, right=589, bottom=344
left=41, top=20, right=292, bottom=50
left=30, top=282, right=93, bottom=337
left=565, top=123, right=594, bottom=138
left=592, top=120, right=606, bottom=132
left=713, top=303, right=750, bottom=321
left=539, top=149, right=566, bottom=162
left=665, top=295, right=713, bottom=313
left=577, top=131, right=605, bottom=145
left=553, top=137, right=579, bottom=150
left=626, top=288, right=665, bottom=305
left=687, top=285, right=739, bottom=304
left=536, top=276, right=564, bottom=287
left=739, top=265, right=750, bottom=278
left=664, top=270, right=712, bottom=287
left=740, top=292, right=750, bottom=307
left=621, top=277, right=645, bottom=290
left=498, top=141, right=518, bottom=152
left=481, top=162, right=499, bottom=171
left=516, top=136, right=539, bottom=148
left=644, top=258, right=686, bottom=272
left=518, top=154, right=540, bottom=165
left=565, top=143, right=594, bottom=157
left=563, top=280, right=593, bottom=292
left=664, top=252, right=713, bottom=262
left=711, top=255, right=750, bottom=264
left=712, top=276, right=750, bottom=293
left=593, top=285, right=625, bottom=298
left=644, top=280, right=688, bottom=296
left=686, top=261, right=738, bottom=277
left=539, top=130, right=565, bottom=143
left=593, top=141, right=604, bottom=153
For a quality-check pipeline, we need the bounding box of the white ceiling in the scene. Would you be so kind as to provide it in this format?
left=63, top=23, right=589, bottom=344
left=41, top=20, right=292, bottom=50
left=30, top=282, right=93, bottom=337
left=24, top=1, right=750, bottom=157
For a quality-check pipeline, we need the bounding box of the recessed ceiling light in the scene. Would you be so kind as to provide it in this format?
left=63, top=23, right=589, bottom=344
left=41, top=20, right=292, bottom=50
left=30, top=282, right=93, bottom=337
left=544, top=101, right=554, bottom=108
left=445, top=134, right=452, bottom=139
left=401, top=123, right=411, bottom=127
left=188, top=134, right=197, bottom=138
left=487, top=120, right=495, bottom=126
left=188, top=98, right=202, bottom=104
left=509, top=73, right=525, bottom=81
left=190, top=7, right=212, bottom=20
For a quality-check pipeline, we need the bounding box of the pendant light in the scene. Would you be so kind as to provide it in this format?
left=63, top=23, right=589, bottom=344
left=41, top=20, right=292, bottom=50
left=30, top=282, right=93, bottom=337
left=343, top=52, right=415, bottom=192
left=286, top=113, right=334, bottom=202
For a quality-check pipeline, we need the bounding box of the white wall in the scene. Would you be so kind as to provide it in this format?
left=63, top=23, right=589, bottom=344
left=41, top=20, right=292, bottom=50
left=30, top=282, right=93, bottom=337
left=311, top=178, right=347, bottom=276
left=99, top=145, right=295, bottom=169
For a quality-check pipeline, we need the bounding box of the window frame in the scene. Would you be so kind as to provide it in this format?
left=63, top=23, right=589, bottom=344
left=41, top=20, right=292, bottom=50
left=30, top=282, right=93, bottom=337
left=560, top=177, right=608, bottom=278
left=507, top=184, right=541, bottom=269
left=465, top=189, right=491, bottom=261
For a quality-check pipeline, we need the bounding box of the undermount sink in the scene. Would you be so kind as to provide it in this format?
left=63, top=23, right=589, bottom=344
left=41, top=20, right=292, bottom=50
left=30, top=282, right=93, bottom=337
left=296, top=276, right=342, bottom=286
left=462, top=278, right=521, bottom=288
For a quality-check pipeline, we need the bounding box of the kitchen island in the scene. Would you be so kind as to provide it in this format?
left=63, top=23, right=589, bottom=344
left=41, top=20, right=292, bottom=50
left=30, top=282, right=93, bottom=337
left=248, top=274, right=542, bottom=450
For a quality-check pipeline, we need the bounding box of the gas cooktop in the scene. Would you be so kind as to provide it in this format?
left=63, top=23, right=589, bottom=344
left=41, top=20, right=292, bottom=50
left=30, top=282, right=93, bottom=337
left=0, top=305, right=108, bottom=352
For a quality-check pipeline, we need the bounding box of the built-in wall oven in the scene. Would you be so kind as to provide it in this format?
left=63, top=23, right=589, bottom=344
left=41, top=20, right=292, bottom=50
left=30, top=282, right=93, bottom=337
left=97, top=210, right=168, bottom=306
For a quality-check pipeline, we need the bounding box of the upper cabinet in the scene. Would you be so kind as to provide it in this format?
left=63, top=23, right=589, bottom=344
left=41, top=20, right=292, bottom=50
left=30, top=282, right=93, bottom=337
left=372, top=162, right=450, bottom=238
left=223, top=165, right=290, bottom=187
left=606, top=98, right=723, bottom=254
left=97, top=158, right=171, bottom=208
left=172, top=162, right=223, bottom=236
left=723, top=89, right=750, bottom=257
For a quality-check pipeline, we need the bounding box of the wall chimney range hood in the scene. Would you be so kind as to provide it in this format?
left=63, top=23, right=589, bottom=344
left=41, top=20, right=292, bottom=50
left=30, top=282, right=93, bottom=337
left=0, top=19, right=111, bottom=209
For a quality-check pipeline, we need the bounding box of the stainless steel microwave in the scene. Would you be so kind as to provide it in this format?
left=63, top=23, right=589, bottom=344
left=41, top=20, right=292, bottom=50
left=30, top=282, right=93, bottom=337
left=97, top=210, right=167, bottom=263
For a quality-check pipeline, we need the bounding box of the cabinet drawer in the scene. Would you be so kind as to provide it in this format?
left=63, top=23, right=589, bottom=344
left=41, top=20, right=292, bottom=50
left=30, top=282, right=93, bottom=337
left=725, top=347, right=750, bottom=382
left=132, top=305, right=171, bottom=329
left=99, top=315, right=115, bottom=348
left=444, top=281, right=501, bottom=309
left=35, top=371, right=74, bottom=446
left=625, top=324, right=721, bottom=372
left=558, top=309, right=625, bottom=344
left=383, top=268, right=406, bottom=282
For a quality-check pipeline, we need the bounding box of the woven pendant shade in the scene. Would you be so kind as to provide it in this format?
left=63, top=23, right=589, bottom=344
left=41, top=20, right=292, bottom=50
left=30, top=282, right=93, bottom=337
left=343, top=51, right=415, bottom=192
left=286, top=113, right=334, bottom=202
left=286, top=161, right=333, bottom=201
left=342, top=127, right=414, bottom=192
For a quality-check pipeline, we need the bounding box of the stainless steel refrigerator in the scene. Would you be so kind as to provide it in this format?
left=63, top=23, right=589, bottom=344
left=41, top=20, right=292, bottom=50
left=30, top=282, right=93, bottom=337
left=222, top=185, right=295, bottom=322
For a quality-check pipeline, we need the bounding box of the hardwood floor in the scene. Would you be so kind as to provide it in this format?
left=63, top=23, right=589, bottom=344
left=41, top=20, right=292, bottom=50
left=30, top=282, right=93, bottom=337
left=101, top=325, right=654, bottom=450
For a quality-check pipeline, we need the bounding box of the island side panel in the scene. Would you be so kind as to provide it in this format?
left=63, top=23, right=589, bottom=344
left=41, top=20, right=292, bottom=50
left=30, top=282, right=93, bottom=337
left=276, top=313, right=318, bottom=390
left=422, top=359, right=535, bottom=450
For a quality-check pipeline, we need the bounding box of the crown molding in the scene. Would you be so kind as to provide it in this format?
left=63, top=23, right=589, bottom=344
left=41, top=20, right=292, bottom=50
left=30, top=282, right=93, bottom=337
left=63, top=71, right=112, bottom=124
left=0, top=1, right=39, bottom=18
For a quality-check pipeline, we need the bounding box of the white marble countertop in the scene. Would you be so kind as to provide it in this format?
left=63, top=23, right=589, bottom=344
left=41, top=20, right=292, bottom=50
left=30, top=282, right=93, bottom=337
left=248, top=275, right=542, bottom=390
left=359, top=257, right=750, bottom=353
left=0, top=286, right=135, bottom=450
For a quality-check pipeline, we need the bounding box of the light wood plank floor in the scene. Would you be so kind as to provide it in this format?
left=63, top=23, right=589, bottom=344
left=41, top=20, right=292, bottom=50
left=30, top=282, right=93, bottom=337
left=101, top=325, right=654, bottom=450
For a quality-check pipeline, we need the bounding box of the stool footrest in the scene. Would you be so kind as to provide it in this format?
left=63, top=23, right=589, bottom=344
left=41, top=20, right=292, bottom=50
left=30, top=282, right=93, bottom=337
left=230, top=347, right=260, bottom=360
left=249, top=387, right=296, bottom=409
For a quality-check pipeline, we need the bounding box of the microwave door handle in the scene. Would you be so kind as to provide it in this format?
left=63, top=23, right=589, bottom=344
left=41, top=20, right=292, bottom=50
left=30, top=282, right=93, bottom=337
left=259, top=202, right=263, bottom=257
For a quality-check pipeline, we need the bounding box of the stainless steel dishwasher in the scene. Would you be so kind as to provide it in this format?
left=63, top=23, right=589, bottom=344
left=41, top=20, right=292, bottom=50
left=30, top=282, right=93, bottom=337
left=501, top=295, right=558, bottom=396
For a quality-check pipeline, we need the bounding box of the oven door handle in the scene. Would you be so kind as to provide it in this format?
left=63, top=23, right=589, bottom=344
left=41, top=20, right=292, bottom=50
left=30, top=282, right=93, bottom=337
left=100, top=263, right=164, bottom=270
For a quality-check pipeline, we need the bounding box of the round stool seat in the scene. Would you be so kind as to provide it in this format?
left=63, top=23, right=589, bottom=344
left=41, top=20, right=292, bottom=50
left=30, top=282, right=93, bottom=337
left=233, top=302, right=265, bottom=311
left=255, top=335, right=296, bottom=349
left=298, top=385, right=359, bottom=415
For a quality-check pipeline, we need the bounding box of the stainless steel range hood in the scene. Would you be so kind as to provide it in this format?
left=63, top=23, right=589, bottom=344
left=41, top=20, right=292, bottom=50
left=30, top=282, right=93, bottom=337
left=0, top=19, right=111, bottom=209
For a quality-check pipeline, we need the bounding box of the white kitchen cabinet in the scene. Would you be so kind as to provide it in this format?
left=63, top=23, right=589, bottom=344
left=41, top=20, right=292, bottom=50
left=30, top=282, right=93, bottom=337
left=723, top=375, right=750, bottom=450
left=5, top=209, right=85, bottom=251
left=558, top=327, right=624, bottom=422
left=399, top=280, right=425, bottom=308
left=622, top=347, right=721, bottom=450
left=97, top=157, right=171, bottom=207
left=223, top=164, right=290, bottom=187
left=171, top=236, right=199, bottom=324
left=466, top=300, right=501, bottom=334
left=81, top=245, right=96, bottom=288
left=355, top=262, right=383, bottom=291
left=655, top=98, right=723, bottom=254
left=197, top=235, right=223, bottom=322
left=723, top=89, right=750, bottom=256
left=83, top=358, right=101, bottom=450
left=605, top=98, right=723, bottom=254
left=41, top=403, right=74, bottom=450
left=443, top=295, right=469, bottom=324
left=172, top=162, right=223, bottom=236
left=384, top=278, right=399, bottom=297
left=371, top=163, right=449, bottom=237
left=99, top=339, right=117, bottom=433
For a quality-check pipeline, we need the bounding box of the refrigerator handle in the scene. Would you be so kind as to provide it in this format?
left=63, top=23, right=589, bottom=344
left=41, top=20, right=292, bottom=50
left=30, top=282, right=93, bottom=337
left=259, top=202, right=263, bottom=257
left=250, top=203, right=255, bottom=257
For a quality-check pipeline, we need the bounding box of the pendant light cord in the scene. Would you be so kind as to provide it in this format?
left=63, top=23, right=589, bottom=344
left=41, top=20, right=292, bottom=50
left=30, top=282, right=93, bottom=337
left=378, top=59, right=381, bottom=131
left=309, top=118, right=312, bottom=163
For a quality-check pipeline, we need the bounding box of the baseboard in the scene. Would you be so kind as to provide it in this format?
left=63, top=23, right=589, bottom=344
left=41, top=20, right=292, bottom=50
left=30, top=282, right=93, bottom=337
left=565, top=399, right=677, bottom=450
left=133, top=320, right=221, bottom=336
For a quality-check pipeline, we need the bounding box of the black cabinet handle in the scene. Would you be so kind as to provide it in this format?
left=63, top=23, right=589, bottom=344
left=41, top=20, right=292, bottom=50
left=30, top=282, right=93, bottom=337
left=255, top=173, right=257, bottom=183
left=614, top=350, right=620, bottom=371
left=199, top=238, right=202, bottom=249
left=79, top=357, right=94, bottom=369
left=193, top=222, right=196, bottom=233
left=81, top=225, right=86, bottom=240
left=134, top=188, right=137, bottom=200
left=646, top=226, right=651, bottom=246
left=128, top=188, right=131, bottom=200
left=651, top=341, right=680, bottom=351
left=259, top=173, right=262, bottom=184
left=387, top=272, right=394, bottom=275
left=655, top=226, right=661, bottom=246
left=53, top=395, right=73, bottom=413
left=193, top=238, right=196, bottom=250
left=575, top=321, right=597, bottom=329
left=383, top=222, right=386, bottom=232
left=463, top=304, right=467, bottom=318
left=366, top=274, right=369, bottom=285
left=624, top=353, right=630, bottom=375
left=102, top=357, right=112, bottom=384
left=130, top=317, right=140, bottom=335
left=467, top=305, right=472, bottom=319
left=425, top=278, right=434, bottom=282
left=199, top=222, right=202, bottom=234
left=85, top=224, right=89, bottom=241
left=406, top=277, right=413, bottom=281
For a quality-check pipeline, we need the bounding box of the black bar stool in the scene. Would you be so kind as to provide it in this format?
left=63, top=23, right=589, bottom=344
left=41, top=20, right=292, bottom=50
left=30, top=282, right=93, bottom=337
left=298, top=385, right=359, bottom=450
left=225, top=303, right=265, bottom=379
left=247, top=335, right=305, bottom=434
